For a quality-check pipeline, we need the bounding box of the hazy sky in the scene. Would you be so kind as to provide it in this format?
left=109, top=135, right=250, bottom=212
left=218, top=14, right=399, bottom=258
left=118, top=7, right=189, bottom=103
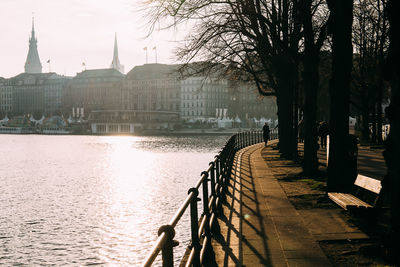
left=0, top=0, right=185, bottom=78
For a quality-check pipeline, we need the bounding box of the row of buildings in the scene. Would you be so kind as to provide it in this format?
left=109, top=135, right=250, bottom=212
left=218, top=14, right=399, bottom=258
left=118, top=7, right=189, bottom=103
left=0, top=19, right=277, bottom=133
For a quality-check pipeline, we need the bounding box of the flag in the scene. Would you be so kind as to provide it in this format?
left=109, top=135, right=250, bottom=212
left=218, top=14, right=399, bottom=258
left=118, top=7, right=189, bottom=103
left=152, top=46, right=156, bottom=50
left=47, top=59, right=50, bottom=63
left=143, top=47, right=147, bottom=51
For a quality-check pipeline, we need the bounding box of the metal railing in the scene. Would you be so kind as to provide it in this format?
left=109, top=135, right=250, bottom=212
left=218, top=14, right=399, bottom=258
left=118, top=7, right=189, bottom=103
left=142, top=130, right=278, bottom=267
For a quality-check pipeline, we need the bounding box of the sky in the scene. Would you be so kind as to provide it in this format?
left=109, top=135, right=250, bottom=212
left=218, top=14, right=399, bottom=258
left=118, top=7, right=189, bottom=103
left=0, top=0, right=186, bottom=78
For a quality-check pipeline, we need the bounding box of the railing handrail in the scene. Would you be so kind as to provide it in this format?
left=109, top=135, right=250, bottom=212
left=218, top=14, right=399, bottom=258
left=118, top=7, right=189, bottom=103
left=142, top=129, right=278, bottom=267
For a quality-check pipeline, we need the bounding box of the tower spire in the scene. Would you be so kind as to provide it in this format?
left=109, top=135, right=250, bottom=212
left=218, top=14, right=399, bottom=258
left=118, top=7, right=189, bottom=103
left=25, top=15, right=42, bottom=73
left=31, top=16, right=35, bottom=39
left=110, top=33, right=124, bottom=73
left=113, top=33, right=118, bottom=59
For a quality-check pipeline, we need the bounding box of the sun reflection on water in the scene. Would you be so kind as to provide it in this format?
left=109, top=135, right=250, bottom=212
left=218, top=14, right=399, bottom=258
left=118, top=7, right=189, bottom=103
left=95, top=136, right=161, bottom=264
left=0, top=135, right=227, bottom=266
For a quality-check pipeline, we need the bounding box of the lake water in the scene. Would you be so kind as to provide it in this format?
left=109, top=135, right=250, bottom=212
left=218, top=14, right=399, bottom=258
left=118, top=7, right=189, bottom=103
left=0, top=135, right=228, bottom=266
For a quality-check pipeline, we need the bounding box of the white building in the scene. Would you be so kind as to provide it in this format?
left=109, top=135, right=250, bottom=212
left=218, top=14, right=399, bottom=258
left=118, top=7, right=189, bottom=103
left=180, top=76, right=229, bottom=120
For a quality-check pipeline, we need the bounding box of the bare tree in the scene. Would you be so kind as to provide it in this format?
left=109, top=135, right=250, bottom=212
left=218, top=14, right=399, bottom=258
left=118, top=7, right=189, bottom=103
left=352, top=0, right=389, bottom=143
left=145, top=0, right=302, bottom=157
left=300, top=0, right=329, bottom=175
left=326, top=0, right=354, bottom=192
left=382, top=0, right=400, bottom=262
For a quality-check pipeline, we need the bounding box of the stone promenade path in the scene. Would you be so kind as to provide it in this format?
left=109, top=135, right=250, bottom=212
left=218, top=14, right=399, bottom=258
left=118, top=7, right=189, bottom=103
left=211, top=142, right=367, bottom=266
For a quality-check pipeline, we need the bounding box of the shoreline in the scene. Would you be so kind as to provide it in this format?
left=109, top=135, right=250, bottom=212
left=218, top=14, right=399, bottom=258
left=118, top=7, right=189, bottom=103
left=0, top=129, right=252, bottom=137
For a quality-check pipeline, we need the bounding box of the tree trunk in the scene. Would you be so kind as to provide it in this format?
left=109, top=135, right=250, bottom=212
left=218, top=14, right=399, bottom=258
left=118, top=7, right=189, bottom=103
left=383, top=0, right=400, bottom=261
left=276, top=85, right=294, bottom=157
left=274, top=54, right=296, bottom=158
left=293, top=65, right=299, bottom=159
left=327, top=0, right=354, bottom=192
left=377, top=85, right=383, bottom=144
left=303, top=57, right=319, bottom=175
left=302, top=0, right=320, bottom=176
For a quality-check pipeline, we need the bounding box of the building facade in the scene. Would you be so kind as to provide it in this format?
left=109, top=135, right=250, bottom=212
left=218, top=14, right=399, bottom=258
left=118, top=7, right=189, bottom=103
left=228, top=81, right=278, bottom=121
left=123, top=64, right=181, bottom=114
left=63, top=69, right=125, bottom=117
left=0, top=78, right=13, bottom=114
left=10, top=73, right=70, bottom=115
left=180, top=76, right=229, bottom=120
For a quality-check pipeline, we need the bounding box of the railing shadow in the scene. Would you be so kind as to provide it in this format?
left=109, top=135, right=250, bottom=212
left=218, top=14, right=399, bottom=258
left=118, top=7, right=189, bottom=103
left=143, top=131, right=274, bottom=267
left=212, top=145, right=273, bottom=266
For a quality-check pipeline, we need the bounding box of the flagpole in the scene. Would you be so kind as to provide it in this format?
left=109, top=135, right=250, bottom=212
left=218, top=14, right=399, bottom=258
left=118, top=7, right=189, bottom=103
left=144, top=47, right=148, bottom=64
left=153, top=46, right=157, bottom=63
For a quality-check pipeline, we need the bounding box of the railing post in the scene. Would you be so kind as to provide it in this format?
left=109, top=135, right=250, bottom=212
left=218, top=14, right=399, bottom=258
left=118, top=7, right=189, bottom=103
left=214, top=155, right=223, bottom=212
left=200, top=171, right=216, bottom=264
left=209, top=162, right=217, bottom=214
left=188, top=188, right=201, bottom=267
left=220, top=148, right=230, bottom=202
left=157, top=225, right=178, bottom=267
left=248, top=131, right=251, bottom=146
left=234, top=136, right=237, bottom=150
left=201, top=171, right=210, bottom=227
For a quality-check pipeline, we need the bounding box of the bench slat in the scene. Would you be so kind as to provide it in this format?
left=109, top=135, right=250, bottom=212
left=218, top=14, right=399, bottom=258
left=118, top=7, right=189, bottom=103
left=339, top=193, right=372, bottom=208
left=354, top=174, right=382, bottom=194
left=328, top=193, right=348, bottom=209
left=328, top=192, right=372, bottom=210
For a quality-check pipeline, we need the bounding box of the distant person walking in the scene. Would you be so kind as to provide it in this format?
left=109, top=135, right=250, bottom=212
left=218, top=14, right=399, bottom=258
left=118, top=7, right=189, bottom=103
left=262, top=123, right=270, bottom=147
left=318, top=121, right=329, bottom=149
left=298, top=119, right=304, bottom=143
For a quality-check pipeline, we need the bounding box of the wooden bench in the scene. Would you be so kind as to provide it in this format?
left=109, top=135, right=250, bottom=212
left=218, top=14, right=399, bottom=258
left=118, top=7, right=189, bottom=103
left=328, top=174, right=382, bottom=210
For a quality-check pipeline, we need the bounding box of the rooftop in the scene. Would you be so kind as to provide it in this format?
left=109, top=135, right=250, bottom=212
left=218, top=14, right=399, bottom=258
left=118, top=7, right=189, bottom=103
left=125, top=63, right=180, bottom=80
left=75, top=68, right=125, bottom=79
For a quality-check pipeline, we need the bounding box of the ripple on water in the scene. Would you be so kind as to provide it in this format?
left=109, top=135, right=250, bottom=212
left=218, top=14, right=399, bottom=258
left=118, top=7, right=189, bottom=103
left=0, top=135, right=227, bottom=265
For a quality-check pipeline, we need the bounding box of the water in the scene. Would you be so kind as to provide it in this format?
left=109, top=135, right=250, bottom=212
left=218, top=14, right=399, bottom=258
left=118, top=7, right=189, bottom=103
left=0, top=135, right=228, bottom=266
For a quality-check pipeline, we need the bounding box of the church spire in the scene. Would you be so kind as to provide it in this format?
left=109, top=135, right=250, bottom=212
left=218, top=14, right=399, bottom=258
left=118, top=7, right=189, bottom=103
left=25, top=16, right=42, bottom=73
left=31, top=16, right=35, bottom=40
left=110, top=33, right=124, bottom=73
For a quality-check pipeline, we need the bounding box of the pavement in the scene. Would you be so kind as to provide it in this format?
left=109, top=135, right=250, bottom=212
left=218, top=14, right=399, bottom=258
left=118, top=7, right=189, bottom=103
left=212, top=142, right=371, bottom=266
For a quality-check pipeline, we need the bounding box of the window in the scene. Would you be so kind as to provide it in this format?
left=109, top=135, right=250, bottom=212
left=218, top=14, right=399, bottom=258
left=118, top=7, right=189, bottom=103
left=109, top=125, right=118, bottom=132
left=120, top=125, right=130, bottom=132
left=96, top=124, right=106, bottom=133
